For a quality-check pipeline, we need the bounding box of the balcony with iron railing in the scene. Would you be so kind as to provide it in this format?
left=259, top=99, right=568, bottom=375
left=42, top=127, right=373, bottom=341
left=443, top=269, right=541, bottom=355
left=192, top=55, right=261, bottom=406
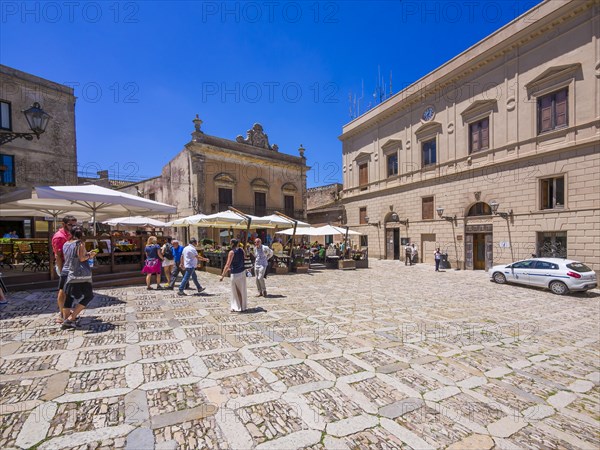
left=212, top=203, right=304, bottom=219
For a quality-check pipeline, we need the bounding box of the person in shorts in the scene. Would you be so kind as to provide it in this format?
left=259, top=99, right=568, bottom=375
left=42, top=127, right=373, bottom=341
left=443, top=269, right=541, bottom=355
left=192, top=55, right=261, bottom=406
left=161, top=237, right=175, bottom=286
left=52, top=215, right=78, bottom=323
left=62, top=226, right=96, bottom=329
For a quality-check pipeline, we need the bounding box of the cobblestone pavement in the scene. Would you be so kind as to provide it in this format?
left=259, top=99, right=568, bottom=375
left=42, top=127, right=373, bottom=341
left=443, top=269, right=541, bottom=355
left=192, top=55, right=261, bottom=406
left=1, top=261, right=599, bottom=449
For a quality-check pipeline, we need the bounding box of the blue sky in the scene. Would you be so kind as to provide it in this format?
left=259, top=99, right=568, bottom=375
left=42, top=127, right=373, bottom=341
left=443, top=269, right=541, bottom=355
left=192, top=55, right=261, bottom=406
left=1, top=1, right=540, bottom=187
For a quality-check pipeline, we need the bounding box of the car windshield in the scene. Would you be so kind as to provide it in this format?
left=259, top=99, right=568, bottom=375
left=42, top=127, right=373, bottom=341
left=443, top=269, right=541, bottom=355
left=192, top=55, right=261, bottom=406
left=566, top=262, right=593, bottom=273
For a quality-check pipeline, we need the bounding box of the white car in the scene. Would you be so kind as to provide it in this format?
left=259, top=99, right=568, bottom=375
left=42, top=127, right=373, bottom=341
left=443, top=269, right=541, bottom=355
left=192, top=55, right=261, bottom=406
left=489, top=258, right=597, bottom=295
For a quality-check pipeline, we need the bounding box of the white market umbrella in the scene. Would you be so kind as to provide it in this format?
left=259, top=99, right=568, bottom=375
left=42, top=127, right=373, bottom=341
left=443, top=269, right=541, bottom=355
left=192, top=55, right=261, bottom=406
left=1, top=185, right=176, bottom=231
left=200, top=210, right=260, bottom=229
left=251, top=214, right=310, bottom=228
left=167, top=214, right=208, bottom=227
left=276, top=227, right=320, bottom=236
left=102, top=216, right=168, bottom=227
left=313, top=225, right=362, bottom=236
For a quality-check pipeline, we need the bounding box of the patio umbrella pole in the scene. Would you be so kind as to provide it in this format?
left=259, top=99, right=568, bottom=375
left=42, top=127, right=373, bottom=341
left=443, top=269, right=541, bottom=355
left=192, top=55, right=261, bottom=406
left=274, top=211, right=298, bottom=258
left=228, top=207, right=252, bottom=249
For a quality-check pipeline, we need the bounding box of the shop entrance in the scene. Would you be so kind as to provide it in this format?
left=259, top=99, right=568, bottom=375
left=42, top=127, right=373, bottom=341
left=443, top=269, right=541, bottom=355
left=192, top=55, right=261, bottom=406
left=385, top=228, right=400, bottom=260
left=465, top=224, right=493, bottom=270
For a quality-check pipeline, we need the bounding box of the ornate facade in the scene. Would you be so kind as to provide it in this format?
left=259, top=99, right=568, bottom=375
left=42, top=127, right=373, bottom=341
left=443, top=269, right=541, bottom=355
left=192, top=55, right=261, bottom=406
left=340, top=0, right=599, bottom=272
left=131, top=118, right=308, bottom=240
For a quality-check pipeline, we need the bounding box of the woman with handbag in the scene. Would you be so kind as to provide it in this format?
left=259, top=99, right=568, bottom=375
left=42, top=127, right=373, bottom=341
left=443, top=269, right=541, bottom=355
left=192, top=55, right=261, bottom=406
left=62, top=226, right=96, bottom=330
left=142, top=236, right=163, bottom=290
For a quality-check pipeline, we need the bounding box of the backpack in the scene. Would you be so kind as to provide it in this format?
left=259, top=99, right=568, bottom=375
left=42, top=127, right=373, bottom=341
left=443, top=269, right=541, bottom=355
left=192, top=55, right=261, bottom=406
left=163, top=243, right=174, bottom=260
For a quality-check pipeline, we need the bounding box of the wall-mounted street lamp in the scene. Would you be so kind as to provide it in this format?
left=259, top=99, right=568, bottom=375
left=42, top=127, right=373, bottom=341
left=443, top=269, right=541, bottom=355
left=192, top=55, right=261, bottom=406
left=489, top=200, right=513, bottom=220
left=436, top=207, right=457, bottom=224
left=390, top=212, right=409, bottom=227
left=0, top=103, right=51, bottom=146
left=436, top=206, right=460, bottom=270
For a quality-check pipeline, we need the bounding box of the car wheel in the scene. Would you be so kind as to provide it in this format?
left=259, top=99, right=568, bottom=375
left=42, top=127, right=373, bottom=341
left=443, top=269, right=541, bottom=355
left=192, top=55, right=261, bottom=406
left=493, top=272, right=507, bottom=284
left=549, top=281, right=568, bottom=295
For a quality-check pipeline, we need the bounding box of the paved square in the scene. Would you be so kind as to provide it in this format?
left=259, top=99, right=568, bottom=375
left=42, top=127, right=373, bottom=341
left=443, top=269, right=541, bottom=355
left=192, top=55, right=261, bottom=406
left=1, top=261, right=599, bottom=449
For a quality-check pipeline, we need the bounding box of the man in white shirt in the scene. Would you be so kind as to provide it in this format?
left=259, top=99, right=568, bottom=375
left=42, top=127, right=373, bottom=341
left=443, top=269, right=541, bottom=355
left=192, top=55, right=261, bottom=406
left=178, top=238, right=209, bottom=296
left=251, top=238, right=273, bottom=297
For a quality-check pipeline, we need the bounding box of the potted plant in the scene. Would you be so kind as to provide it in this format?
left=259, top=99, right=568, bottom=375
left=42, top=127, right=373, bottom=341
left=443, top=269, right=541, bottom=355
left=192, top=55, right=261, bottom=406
left=292, top=256, right=309, bottom=273
left=274, top=259, right=289, bottom=274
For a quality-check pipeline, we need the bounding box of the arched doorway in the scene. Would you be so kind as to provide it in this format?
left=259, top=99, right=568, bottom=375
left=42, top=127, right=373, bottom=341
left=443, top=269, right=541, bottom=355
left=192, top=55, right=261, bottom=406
left=465, top=202, right=493, bottom=270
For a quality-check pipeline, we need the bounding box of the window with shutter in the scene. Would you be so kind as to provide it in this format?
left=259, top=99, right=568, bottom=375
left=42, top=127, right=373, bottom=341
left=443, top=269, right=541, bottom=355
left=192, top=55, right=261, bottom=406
left=422, top=197, right=434, bottom=220
left=255, top=192, right=266, bottom=216
left=538, top=88, right=568, bottom=134
left=540, top=176, right=565, bottom=210
left=469, top=118, right=490, bottom=153
left=218, top=188, right=233, bottom=211
left=359, top=207, right=367, bottom=224
left=359, top=163, right=368, bottom=188
left=284, top=195, right=294, bottom=217
left=422, top=139, right=436, bottom=166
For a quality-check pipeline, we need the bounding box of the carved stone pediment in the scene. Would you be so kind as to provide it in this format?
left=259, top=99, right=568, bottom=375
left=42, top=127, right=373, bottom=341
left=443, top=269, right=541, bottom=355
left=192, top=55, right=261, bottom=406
left=236, top=123, right=277, bottom=150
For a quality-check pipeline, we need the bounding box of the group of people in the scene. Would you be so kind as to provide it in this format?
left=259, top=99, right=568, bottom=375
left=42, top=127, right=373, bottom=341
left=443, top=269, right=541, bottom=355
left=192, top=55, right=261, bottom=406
left=42, top=216, right=282, bottom=329
left=405, top=243, right=446, bottom=271
left=2, top=230, right=19, bottom=238
left=143, top=235, right=274, bottom=313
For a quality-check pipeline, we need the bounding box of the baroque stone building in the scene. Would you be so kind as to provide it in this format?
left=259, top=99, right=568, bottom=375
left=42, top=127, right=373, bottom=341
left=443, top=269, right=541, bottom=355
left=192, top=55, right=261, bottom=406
left=0, top=64, right=77, bottom=237
left=340, top=0, right=599, bottom=272
left=131, top=118, right=308, bottom=241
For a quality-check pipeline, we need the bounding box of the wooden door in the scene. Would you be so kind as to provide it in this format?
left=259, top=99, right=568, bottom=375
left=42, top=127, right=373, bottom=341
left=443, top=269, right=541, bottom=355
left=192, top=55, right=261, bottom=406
left=386, top=229, right=394, bottom=260
left=473, top=234, right=486, bottom=270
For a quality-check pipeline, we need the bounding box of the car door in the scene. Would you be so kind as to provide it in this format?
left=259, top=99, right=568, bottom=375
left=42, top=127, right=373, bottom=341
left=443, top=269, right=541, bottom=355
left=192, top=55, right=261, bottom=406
left=527, top=260, right=557, bottom=287
left=506, top=260, right=535, bottom=285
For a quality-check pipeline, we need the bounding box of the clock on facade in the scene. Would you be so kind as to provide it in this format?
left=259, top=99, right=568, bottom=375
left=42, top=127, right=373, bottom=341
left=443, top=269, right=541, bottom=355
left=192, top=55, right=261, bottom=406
left=422, top=106, right=435, bottom=122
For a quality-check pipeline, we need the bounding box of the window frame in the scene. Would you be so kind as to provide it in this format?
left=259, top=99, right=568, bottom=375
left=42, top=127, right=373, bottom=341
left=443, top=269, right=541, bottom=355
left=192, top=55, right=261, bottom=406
left=421, top=138, right=437, bottom=167
left=358, top=162, right=368, bottom=189
left=537, top=88, right=568, bottom=135
left=254, top=191, right=267, bottom=216
left=0, top=154, right=16, bottom=186
left=218, top=187, right=233, bottom=211
left=386, top=153, right=398, bottom=177
left=0, top=101, right=12, bottom=131
left=540, top=175, right=565, bottom=210
left=422, top=196, right=434, bottom=220
left=469, top=117, right=490, bottom=154
left=359, top=207, right=367, bottom=225
left=284, top=195, right=295, bottom=217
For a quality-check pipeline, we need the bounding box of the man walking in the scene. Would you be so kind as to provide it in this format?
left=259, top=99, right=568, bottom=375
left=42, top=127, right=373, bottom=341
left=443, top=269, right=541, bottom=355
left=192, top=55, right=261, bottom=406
left=405, top=243, right=412, bottom=266
left=51, top=215, right=78, bottom=322
left=252, top=238, right=273, bottom=297
left=166, top=240, right=186, bottom=290
left=178, top=238, right=209, bottom=296
left=411, top=243, right=419, bottom=264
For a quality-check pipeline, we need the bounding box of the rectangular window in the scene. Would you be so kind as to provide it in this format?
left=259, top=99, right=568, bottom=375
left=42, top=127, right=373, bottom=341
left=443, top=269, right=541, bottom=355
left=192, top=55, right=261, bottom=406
left=360, top=235, right=368, bottom=247
left=359, top=207, right=367, bottom=225
left=422, top=196, right=434, bottom=220
left=284, top=195, right=294, bottom=217
left=422, top=139, right=436, bottom=166
left=359, top=163, right=368, bottom=189
left=387, top=154, right=398, bottom=177
left=0, top=154, right=15, bottom=186
left=538, top=88, right=568, bottom=134
left=540, top=176, right=564, bottom=210
left=218, top=188, right=233, bottom=211
left=0, top=101, right=11, bottom=130
left=469, top=117, right=489, bottom=153
left=254, top=192, right=266, bottom=216
left=148, top=193, right=156, bottom=201
left=537, top=231, right=567, bottom=258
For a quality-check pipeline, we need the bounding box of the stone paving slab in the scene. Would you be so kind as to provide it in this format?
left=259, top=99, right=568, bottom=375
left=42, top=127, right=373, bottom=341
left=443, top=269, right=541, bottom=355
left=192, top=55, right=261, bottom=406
left=1, top=260, right=599, bottom=449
